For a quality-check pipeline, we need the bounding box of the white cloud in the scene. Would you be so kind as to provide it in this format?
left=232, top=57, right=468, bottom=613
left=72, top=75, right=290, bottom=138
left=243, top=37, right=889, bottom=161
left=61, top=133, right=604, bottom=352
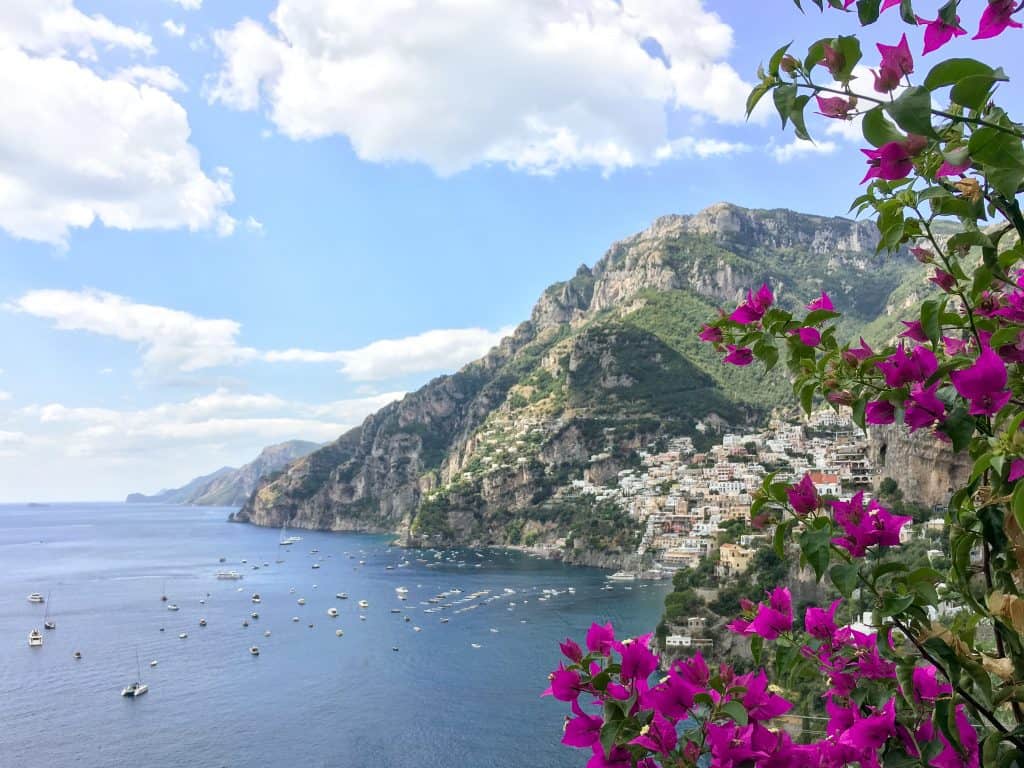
left=0, top=390, right=11, bottom=401
left=0, top=1, right=234, bottom=246
left=115, top=65, right=187, bottom=92
left=10, top=289, right=511, bottom=381
left=162, top=19, right=186, bottom=38
left=244, top=215, right=264, bottom=234
left=0, top=430, right=25, bottom=458
left=171, top=0, right=203, bottom=10
left=656, top=137, right=750, bottom=161
left=770, top=138, right=837, bottom=164
left=0, top=0, right=153, bottom=59
left=207, top=0, right=757, bottom=176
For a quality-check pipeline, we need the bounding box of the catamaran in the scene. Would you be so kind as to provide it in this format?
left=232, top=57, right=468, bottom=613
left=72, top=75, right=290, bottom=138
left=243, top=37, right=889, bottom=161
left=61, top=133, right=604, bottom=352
left=121, top=651, right=149, bottom=697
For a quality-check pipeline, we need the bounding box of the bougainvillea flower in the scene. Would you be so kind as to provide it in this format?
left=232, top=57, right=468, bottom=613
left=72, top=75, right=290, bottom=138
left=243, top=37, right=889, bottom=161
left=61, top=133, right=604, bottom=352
left=995, top=291, right=1024, bottom=324
left=805, top=599, right=841, bottom=640
left=910, top=246, right=933, bottom=263
left=904, top=382, right=946, bottom=432
left=936, top=159, right=971, bottom=177
left=865, top=400, right=896, bottom=425
left=911, top=665, right=953, bottom=703
left=943, top=336, right=968, bottom=356
left=698, top=323, right=723, bottom=343
left=844, top=337, right=875, bottom=365
left=807, top=292, right=834, bottom=312
left=587, top=743, right=633, bottom=768
left=930, top=269, right=956, bottom=292
left=899, top=320, right=929, bottom=342
left=730, top=283, right=774, bottom=324
left=738, top=669, right=793, bottom=721
left=837, top=698, right=897, bottom=751
left=723, top=345, right=754, bottom=366
left=819, top=42, right=845, bottom=77
left=706, top=723, right=769, bottom=768
left=629, top=712, right=677, bottom=755
left=831, top=493, right=911, bottom=556
left=917, top=14, right=967, bottom=54
left=861, top=142, right=913, bottom=183
left=975, top=0, right=1023, bottom=39
left=559, top=637, right=583, bottom=663
left=877, top=345, right=937, bottom=387
left=744, top=587, right=793, bottom=640
left=950, top=346, right=1012, bottom=416
left=614, top=634, right=658, bottom=682
left=816, top=95, right=857, bottom=119
left=787, top=474, right=819, bottom=515
left=794, top=327, right=821, bottom=346
left=562, top=699, right=602, bottom=747
left=856, top=645, right=897, bottom=680
left=872, top=65, right=903, bottom=93
left=1010, top=459, right=1024, bottom=483
left=878, top=34, right=914, bottom=77
left=543, top=665, right=582, bottom=701
left=585, top=622, right=615, bottom=655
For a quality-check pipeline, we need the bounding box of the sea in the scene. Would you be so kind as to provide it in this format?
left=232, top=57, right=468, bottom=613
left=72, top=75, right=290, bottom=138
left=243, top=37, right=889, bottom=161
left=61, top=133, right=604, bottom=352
left=0, top=503, right=670, bottom=768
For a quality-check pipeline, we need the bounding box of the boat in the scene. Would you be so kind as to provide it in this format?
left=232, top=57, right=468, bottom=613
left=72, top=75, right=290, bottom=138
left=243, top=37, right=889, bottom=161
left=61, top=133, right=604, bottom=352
left=292, top=616, right=299, bottom=622
left=395, top=587, right=408, bottom=594
left=327, top=608, right=339, bottom=617
left=414, top=626, right=422, bottom=632
left=242, top=620, right=249, bottom=627
left=43, top=592, right=56, bottom=630
left=390, top=608, right=402, bottom=614
left=607, top=571, right=638, bottom=581
left=167, top=604, right=179, bottom=611
left=251, top=594, right=261, bottom=603
left=440, top=618, right=449, bottom=624
left=264, top=630, right=271, bottom=637
left=28, top=629, right=43, bottom=647
left=160, top=580, right=167, bottom=602
left=335, top=629, right=344, bottom=637
left=73, top=651, right=82, bottom=660
left=278, top=522, right=302, bottom=546
left=218, top=557, right=226, bottom=563
left=336, top=592, right=348, bottom=599
left=249, top=646, right=260, bottom=656
left=27, top=593, right=45, bottom=604
left=358, top=600, right=369, bottom=608
left=297, top=598, right=306, bottom=605
left=251, top=612, right=259, bottom=619
left=215, top=571, right=243, bottom=580
left=471, top=643, right=481, bottom=649
left=312, top=564, right=320, bottom=569
left=149, top=660, right=158, bottom=667
left=199, top=618, right=207, bottom=627
left=121, top=651, right=149, bottom=698
left=178, top=632, right=188, bottom=639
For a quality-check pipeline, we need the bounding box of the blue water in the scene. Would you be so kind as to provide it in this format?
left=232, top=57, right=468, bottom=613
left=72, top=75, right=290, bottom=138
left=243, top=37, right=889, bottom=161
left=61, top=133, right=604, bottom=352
left=0, top=503, right=669, bottom=768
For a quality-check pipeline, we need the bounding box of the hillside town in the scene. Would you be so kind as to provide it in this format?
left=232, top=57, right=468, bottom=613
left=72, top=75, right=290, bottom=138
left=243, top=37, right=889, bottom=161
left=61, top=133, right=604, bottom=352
left=569, top=408, right=876, bottom=574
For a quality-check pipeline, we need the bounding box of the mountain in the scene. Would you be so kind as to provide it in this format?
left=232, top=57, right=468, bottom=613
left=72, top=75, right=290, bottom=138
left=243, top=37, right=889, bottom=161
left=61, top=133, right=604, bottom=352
left=232, top=203, right=928, bottom=558
left=126, top=440, right=322, bottom=506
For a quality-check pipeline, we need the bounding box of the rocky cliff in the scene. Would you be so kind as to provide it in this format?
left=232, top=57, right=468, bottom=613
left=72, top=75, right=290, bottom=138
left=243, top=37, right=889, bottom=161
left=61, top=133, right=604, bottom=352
left=234, top=203, right=928, bottom=551
left=127, top=440, right=321, bottom=506
left=868, top=424, right=972, bottom=507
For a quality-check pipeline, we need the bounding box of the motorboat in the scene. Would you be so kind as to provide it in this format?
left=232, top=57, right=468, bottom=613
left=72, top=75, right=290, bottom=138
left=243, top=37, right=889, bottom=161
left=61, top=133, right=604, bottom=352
left=291, top=616, right=299, bottom=622
left=28, top=629, right=43, bottom=647
left=199, top=618, right=207, bottom=627
left=336, top=592, right=348, bottom=599
left=297, top=598, right=306, bottom=605
left=264, top=630, right=271, bottom=637
left=395, top=587, right=409, bottom=594
left=149, top=660, right=158, bottom=667
left=73, top=651, right=82, bottom=660
left=251, top=594, right=261, bottom=603
left=249, top=646, right=260, bottom=656
left=215, top=571, right=243, bottom=580
left=390, top=608, right=402, bottom=614
left=251, top=612, right=259, bottom=619
left=335, top=629, right=344, bottom=637
left=607, top=571, right=638, bottom=581
left=242, top=620, right=249, bottom=627
left=327, top=608, right=339, bottom=617
left=358, top=600, right=369, bottom=608
left=178, top=632, right=188, bottom=639
left=167, top=604, right=179, bottom=611
left=312, top=564, right=320, bottom=570
left=27, top=593, right=45, bottom=604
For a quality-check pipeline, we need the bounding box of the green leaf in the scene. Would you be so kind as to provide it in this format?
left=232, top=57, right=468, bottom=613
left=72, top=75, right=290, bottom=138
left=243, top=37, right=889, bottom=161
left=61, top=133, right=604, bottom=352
left=599, top=718, right=629, bottom=759
left=879, top=593, right=914, bottom=617
left=768, top=42, right=792, bottom=77
left=924, top=58, right=996, bottom=90
left=938, top=406, right=977, bottom=452
left=861, top=107, right=904, bottom=148
left=789, top=95, right=812, bottom=141
left=773, top=84, right=797, bottom=128
left=750, top=635, right=764, bottom=666
left=829, top=563, right=859, bottom=598
left=920, top=299, right=941, bottom=344
left=746, top=82, right=772, bottom=119
left=885, top=86, right=935, bottom=137
left=1013, top=482, right=1024, bottom=529
left=832, top=35, right=862, bottom=82
left=856, top=0, right=881, bottom=25
left=950, top=68, right=1008, bottom=111
left=720, top=700, right=749, bottom=726
left=967, top=127, right=1024, bottom=196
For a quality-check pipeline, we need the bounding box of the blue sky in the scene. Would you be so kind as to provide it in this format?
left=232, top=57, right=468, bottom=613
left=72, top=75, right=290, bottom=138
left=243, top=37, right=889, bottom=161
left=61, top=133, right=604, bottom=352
left=1, top=0, right=1021, bottom=501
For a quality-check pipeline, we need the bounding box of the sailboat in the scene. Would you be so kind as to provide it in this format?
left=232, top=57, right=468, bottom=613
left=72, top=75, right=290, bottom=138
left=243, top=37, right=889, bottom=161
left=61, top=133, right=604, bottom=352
left=278, top=521, right=302, bottom=546
left=121, top=650, right=149, bottom=697
left=160, top=580, right=167, bottom=602
left=43, top=592, right=56, bottom=630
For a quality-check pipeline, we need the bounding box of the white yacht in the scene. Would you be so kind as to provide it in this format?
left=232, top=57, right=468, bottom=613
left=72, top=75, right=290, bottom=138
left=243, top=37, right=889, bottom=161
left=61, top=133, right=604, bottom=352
left=121, top=651, right=149, bottom=697
left=395, top=587, right=409, bottom=594
left=178, top=632, right=188, bottom=639
left=215, top=571, right=243, bottom=580
left=167, top=604, right=179, bottom=611
left=327, top=607, right=339, bottom=617
left=27, top=593, right=45, bottom=604
left=278, top=523, right=302, bottom=546
left=358, top=599, right=369, bottom=609
left=336, top=592, right=348, bottom=600
left=312, top=564, right=320, bottom=570
left=297, top=598, right=306, bottom=606
left=249, top=646, right=260, bottom=656
left=251, top=594, right=261, bottom=603
left=28, top=629, right=43, bottom=647
left=607, top=571, right=638, bottom=581
left=335, top=629, right=344, bottom=637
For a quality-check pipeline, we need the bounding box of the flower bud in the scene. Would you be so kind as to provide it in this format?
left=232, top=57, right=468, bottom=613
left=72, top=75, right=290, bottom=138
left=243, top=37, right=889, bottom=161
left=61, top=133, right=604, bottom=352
left=779, top=55, right=799, bottom=74
left=909, top=246, right=933, bottom=264
left=827, top=391, right=855, bottom=406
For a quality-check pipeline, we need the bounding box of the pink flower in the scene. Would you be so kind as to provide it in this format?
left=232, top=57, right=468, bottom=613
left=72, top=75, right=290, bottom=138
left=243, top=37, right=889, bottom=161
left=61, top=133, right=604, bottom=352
left=904, top=382, right=946, bottom=432
left=1010, top=459, right=1024, bottom=483
left=816, top=95, right=857, bottom=119
left=975, top=0, right=1023, bottom=39
left=543, top=665, right=582, bottom=701
left=878, top=34, right=914, bottom=77
left=911, top=665, right=952, bottom=703
left=559, top=637, right=583, bottom=663
left=899, top=320, right=929, bottom=342
left=730, top=283, right=774, bottom=325
left=738, top=669, right=793, bottom=721
left=794, top=327, right=821, bottom=346
left=699, top=323, right=723, bottom=343
left=877, top=345, right=937, bottom=387
left=861, top=142, right=912, bottom=183
left=562, top=705, right=603, bottom=748
left=723, top=345, right=754, bottom=366
left=831, top=493, right=911, bottom=557
left=865, top=400, right=896, bottom=425
left=951, top=346, right=1012, bottom=416
left=585, top=621, right=615, bottom=655
left=787, top=474, right=819, bottom=515
left=807, top=292, right=834, bottom=312
left=943, top=336, right=969, bottom=355
left=614, top=633, right=658, bottom=682
left=805, top=599, right=841, bottom=640
left=930, top=269, right=956, bottom=292
left=587, top=744, right=632, bottom=768
left=629, top=711, right=677, bottom=755
left=844, top=337, right=874, bottom=366
left=837, top=698, right=897, bottom=752
left=818, top=43, right=845, bottom=78
left=732, top=587, right=793, bottom=641
left=917, top=14, right=967, bottom=54
left=936, top=159, right=971, bottom=177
